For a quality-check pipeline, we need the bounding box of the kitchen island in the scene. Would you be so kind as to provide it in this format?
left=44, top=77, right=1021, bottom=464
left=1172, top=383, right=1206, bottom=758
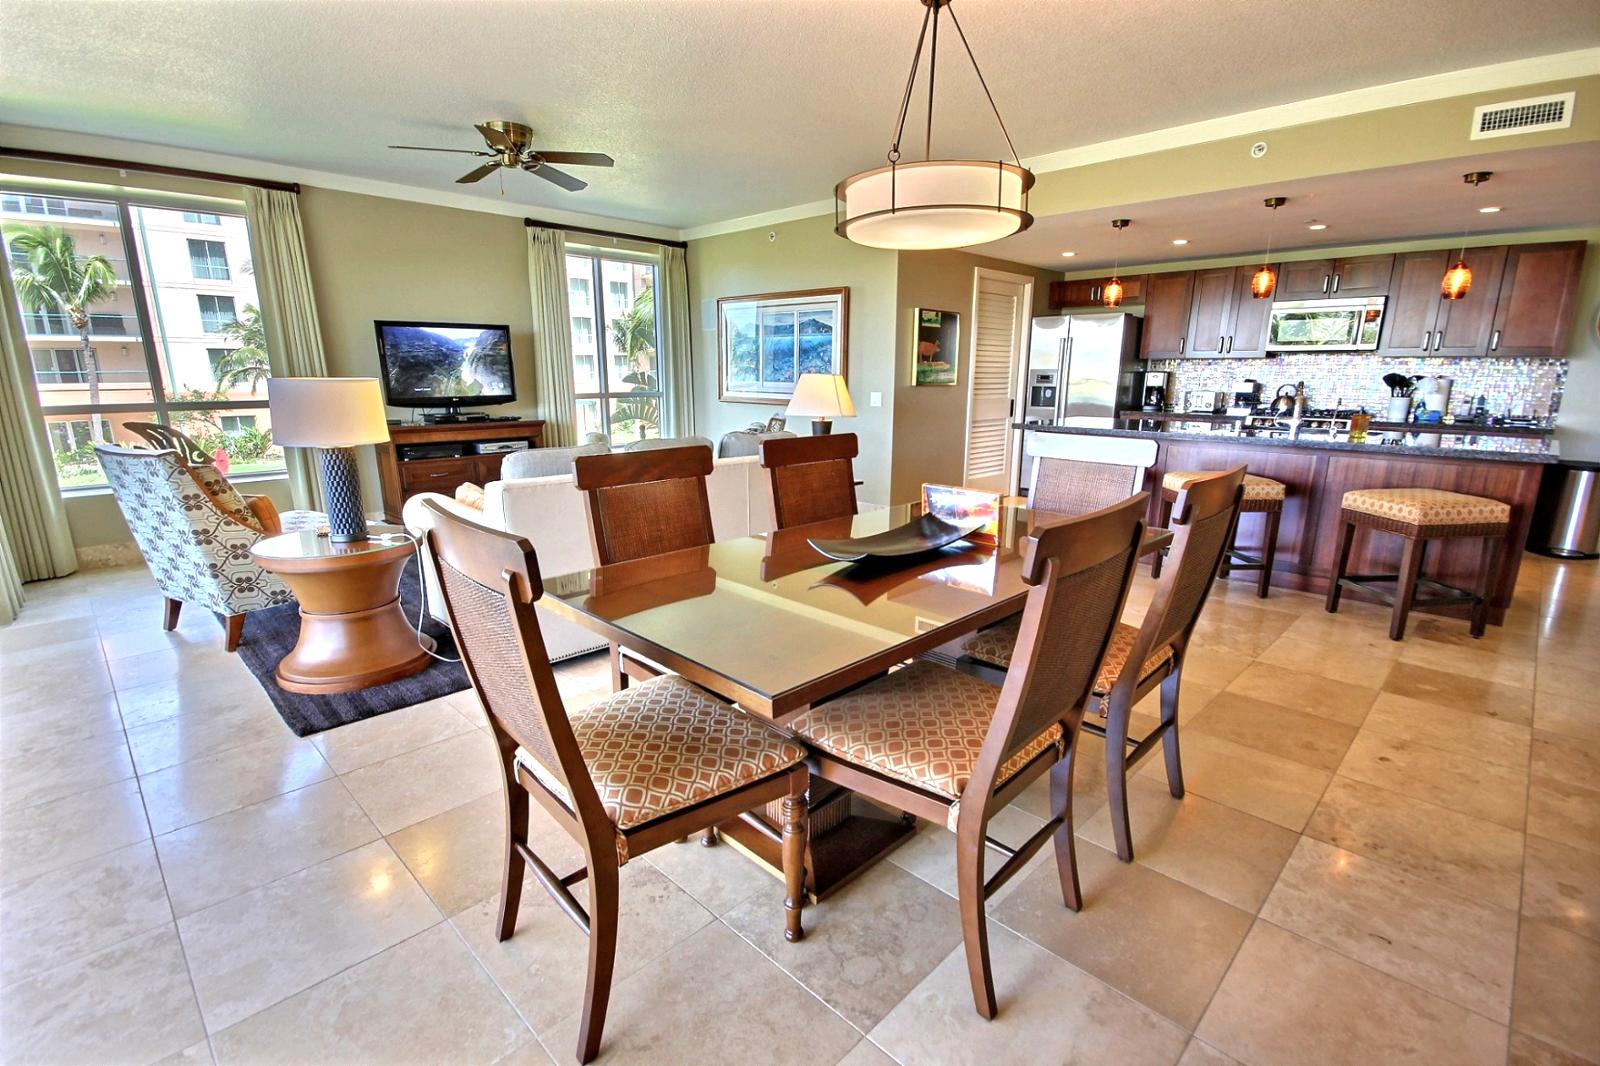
left=1016, top=421, right=1558, bottom=624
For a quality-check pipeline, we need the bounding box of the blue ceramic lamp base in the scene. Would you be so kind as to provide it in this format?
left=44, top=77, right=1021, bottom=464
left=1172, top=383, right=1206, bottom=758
left=319, top=447, right=368, bottom=542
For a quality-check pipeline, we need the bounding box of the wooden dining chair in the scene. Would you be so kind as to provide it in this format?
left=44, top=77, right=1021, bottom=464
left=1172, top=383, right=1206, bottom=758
left=422, top=500, right=810, bottom=1065
left=573, top=444, right=716, bottom=690
left=759, top=432, right=859, bottom=529
left=1029, top=457, right=1144, bottom=517
left=789, top=494, right=1149, bottom=1019
left=957, top=466, right=1246, bottom=863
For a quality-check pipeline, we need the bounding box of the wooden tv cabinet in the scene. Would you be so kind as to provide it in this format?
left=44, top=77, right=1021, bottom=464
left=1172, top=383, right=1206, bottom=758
left=375, top=419, right=545, bottom=521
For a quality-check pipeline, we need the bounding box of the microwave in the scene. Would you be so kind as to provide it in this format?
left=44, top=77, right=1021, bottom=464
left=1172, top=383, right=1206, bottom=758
left=1266, top=296, right=1386, bottom=352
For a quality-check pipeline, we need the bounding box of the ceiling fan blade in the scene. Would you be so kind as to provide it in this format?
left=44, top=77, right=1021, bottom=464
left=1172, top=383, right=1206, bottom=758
left=389, top=145, right=489, bottom=155
left=475, top=123, right=516, bottom=153
left=456, top=162, right=502, bottom=184
left=533, top=151, right=615, bottom=168
left=524, top=164, right=587, bottom=192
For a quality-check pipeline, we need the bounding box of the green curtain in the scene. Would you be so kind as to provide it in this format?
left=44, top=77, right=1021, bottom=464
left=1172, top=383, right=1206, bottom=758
left=528, top=227, right=577, bottom=447
left=658, top=245, right=695, bottom=436
left=0, top=252, right=78, bottom=622
left=245, top=187, right=330, bottom=510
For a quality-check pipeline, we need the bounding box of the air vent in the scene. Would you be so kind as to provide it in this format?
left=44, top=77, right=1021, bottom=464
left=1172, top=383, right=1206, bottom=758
left=1470, top=91, right=1575, bottom=139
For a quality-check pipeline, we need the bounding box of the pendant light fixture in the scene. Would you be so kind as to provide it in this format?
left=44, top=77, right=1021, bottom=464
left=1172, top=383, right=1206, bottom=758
left=834, top=0, right=1034, bottom=250
left=1102, top=219, right=1130, bottom=308
left=1251, top=196, right=1287, bottom=299
left=1442, top=171, right=1492, bottom=300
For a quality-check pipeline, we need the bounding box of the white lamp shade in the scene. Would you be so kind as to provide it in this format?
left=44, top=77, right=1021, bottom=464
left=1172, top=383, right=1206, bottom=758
left=835, top=160, right=1034, bottom=250
left=268, top=377, right=391, bottom=448
left=785, top=373, right=856, bottom=419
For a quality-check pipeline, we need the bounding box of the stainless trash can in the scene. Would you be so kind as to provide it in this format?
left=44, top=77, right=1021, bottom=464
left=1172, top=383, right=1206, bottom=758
left=1532, top=460, right=1600, bottom=559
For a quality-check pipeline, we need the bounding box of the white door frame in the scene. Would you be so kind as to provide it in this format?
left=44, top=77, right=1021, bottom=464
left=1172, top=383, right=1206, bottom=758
left=963, top=266, right=1034, bottom=489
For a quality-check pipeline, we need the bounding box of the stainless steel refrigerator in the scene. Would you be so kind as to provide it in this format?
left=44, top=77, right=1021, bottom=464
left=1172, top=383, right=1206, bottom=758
left=1017, top=313, right=1143, bottom=494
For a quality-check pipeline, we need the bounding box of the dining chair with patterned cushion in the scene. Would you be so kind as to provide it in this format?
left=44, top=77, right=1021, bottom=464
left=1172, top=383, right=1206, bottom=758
left=573, top=444, right=716, bottom=691
left=759, top=432, right=859, bottom=530
left=790, top=493, right=1148, bottom=1019
left=95, top=445, right=296, bottom=650
left=957, top=466, right=1246, bottom=862
left=421, top=500, right=809, bottom=1064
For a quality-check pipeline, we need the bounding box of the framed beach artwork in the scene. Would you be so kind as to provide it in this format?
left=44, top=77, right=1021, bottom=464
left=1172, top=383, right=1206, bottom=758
left=913, top=307, right=959, bottom=386
left=718, top=288, right=849, bottom=403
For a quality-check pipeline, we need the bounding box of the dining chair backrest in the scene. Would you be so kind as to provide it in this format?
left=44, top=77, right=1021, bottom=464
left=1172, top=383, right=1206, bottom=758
left=421, top=499, right=605, bottom=823
left=572, top=444, right=716, bottom=565
left=1030, top=458, right=1143, bottom=517
left=1129, top=465, right=1246, bottom=675
left=759, top=432, right=859, bottom=530
left=975, top=494, right=1148, bottom=799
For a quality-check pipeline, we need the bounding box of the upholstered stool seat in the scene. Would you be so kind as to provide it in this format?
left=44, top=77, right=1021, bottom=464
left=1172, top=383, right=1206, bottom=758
left=1153, top=470, right=1286, bottom=597
left=961, top=620, right=1173, bottom=710
left=1326, top=487, right=1511, bottom=640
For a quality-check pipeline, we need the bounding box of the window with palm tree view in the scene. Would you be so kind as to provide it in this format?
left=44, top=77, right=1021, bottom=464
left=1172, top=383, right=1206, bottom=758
left=1, top=190, right=280, bottom=489
left=565, top=252, right=662, bottom=445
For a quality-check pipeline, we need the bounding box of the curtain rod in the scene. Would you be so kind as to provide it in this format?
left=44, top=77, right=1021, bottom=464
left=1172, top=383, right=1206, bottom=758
left=524, top=216, right=686, bottom=249
left=0, top=147, right=301, bottom=194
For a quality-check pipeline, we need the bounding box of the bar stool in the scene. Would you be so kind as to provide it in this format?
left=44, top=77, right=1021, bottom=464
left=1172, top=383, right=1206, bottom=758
left=1153, top=471, right=1286, bottom=598
left=1325, top=487, right=1511, bottom=641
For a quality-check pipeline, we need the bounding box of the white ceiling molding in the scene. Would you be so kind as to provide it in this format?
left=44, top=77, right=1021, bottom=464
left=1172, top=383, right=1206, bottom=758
left=680, top=47, right=1600, bottom=242
left=0, top=123, right=684, bottom=242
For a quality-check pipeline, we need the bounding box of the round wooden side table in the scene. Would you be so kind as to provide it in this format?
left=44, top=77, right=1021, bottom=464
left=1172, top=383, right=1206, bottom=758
left=251, top=524, right=435, bottom=694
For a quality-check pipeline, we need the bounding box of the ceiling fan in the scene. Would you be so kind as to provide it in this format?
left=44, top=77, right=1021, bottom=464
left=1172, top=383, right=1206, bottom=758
left=388, top=121, right=614, bottom=192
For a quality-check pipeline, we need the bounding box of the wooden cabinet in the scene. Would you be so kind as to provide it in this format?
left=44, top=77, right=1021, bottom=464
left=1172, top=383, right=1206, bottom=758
left=1225, top=266, right=1273, bottom=358
left=1378, top=250, right=1451, bottom=354
left=1049, top=275, right=1144, bottom=309
left=1139, top=271, right=1194, bottom=358
left=1275, top=259, right=1336, bottom=300
left=375, top=419, right=545, bottom=521
left=1433, top=245, right=1508, bottom=358
left=1489, top=241, right=1587, bottom=357
left=1182, top=265, right=1268, bottom=357
left=1273, top=255, right=1392, bottom=300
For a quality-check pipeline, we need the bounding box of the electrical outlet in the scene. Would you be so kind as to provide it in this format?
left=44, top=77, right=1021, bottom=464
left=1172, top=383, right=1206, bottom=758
left=869, top=391, right=883, bottom=408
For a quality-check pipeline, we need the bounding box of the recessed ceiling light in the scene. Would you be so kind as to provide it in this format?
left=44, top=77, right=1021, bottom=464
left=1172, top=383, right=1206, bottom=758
left=1306, top=222, right=1328, bottom=230
left=1479, top=205, right=1502, bottom=213
left=1171, top=238, right=1189, bottom=246
left=1060, top=251, right=1076, bottom=257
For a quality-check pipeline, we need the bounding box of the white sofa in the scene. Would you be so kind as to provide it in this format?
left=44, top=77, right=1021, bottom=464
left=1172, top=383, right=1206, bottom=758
left=403, top=454, right=774, bottom=661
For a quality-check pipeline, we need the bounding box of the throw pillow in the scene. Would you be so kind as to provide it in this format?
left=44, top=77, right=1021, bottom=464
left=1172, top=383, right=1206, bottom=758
left=454, top=482, right=486, bottom=510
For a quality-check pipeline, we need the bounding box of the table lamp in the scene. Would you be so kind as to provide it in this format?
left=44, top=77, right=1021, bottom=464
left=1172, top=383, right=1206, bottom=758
left=786, top=372, right=855, bottom=435
left=268, top=377, right=390, bottom=542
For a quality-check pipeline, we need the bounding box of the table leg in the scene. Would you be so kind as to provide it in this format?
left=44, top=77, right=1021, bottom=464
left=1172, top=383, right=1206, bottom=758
left=274, top=555, right=435, bottom=694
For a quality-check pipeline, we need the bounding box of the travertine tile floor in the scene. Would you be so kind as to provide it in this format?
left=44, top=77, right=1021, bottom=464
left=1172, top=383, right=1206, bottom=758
left=1, top=555, right=1597, bottom=1065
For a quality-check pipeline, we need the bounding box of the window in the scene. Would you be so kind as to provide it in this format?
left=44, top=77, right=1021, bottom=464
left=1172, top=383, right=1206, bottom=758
left=197, top=294, right=237, bottom=333
left=1, top=189, right=281, bottom=489
left=568, top=276, right=591, bottom=311
left=188, top=239, right=229, bottom=280
left=565, top=252, right=662, bottom=445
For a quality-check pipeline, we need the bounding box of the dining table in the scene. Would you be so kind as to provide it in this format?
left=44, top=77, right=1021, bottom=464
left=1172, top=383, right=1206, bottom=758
left=541, top=500, right=1173, bottom=899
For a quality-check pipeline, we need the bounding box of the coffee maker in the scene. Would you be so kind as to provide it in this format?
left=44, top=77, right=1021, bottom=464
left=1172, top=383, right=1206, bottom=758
left=1141, top=371, right=1170, bottom=413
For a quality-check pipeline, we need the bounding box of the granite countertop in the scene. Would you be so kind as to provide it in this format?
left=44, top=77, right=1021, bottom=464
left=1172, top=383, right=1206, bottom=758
left=1017, top=421, right=1562, bottom=464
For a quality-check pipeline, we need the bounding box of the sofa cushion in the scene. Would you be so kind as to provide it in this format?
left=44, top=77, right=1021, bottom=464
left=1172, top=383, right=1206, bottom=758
left=501, top=441, right=610, bottom=480
left=623, top=435, right=714, bottom=453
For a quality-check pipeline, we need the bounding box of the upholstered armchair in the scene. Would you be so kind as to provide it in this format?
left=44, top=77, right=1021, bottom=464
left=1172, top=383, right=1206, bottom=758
left=123, top=421, right=286, bottom=534
left=96, top=445, right=295, bottom=651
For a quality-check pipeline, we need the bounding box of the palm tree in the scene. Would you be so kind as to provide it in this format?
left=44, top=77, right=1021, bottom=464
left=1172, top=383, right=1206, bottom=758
left=214, top=303, right=271, bottom=393
left=607, top=285, right=661, bottom=437
left=8, top=224, right=118, bottom=439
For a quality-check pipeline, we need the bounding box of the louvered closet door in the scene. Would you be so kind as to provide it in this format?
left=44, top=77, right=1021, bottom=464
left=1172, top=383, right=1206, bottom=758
left=964, top=271, right=1029, bottom=491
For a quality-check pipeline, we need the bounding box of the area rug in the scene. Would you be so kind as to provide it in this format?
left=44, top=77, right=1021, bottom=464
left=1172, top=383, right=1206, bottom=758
left=236, top=557, right=470, bottom=736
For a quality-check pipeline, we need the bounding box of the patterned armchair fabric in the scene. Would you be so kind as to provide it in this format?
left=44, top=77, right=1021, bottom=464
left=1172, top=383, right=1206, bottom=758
left=96, top=446, right=295, bottom=617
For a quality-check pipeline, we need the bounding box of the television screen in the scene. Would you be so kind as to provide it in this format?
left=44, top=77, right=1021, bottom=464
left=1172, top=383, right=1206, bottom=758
left=374, top=320, right=515, bottom=407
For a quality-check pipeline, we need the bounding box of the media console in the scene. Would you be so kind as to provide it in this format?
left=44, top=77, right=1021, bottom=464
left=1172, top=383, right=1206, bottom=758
left=376, top=419, right=545, bottom=521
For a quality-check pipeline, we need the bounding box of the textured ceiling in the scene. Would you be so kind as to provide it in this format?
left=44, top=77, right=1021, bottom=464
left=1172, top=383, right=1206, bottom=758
left=1, top=0, right=1597, bottom=230
left=984, top=142, right=1600, bottom=270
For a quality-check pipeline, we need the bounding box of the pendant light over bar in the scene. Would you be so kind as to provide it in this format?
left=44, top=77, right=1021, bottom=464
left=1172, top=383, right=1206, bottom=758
left=1251, top=197, right=1287, bottom=300
left=834, top=0, right=1034, bottom=250
left=1102, top=219, right=1131, bottom=308
left=1443, top=172, right=1492, bottom=300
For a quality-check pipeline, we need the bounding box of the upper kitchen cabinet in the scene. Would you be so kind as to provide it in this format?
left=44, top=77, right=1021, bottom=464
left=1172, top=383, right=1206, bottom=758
left=1184, top=265, right=1269, bottom=357
left=1378, top=249, right=1452, bottom=355
left=1049, top=275, right=1144, bottom=308
left=1432, top=245, right=1508, bottom=358
left=1140, top=271, right=1194, bottom=358
left=1489, top=241, right=1587, bottom=357
left=1273, top=254, right=1393, bottom=300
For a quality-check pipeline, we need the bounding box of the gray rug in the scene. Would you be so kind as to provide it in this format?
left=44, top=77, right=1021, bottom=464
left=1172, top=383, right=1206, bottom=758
left=236, top=557, right=470, bottom=736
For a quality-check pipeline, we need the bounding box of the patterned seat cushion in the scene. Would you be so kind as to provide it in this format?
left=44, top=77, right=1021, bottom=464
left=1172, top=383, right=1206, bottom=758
left=961, top=620, right=1173, bottom=699
left=1164, top=470, right=1285, bottom=501
left=515, top=674, right=805, bottom=839
left=789, top=661, right=1063, bottom=829
left=1341, top=487, right=1510, bottom=527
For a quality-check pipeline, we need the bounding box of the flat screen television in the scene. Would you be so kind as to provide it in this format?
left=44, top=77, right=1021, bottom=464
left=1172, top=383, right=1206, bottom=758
left=374, top=320, right=515, bottom=412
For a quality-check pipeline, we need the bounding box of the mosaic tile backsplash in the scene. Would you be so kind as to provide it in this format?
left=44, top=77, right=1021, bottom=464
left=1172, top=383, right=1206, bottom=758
left=1148, top=354, right=1567, bottom=421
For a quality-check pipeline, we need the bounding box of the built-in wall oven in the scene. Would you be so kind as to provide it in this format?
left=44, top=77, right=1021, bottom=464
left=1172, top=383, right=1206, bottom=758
left=1265, top=296, right=1386, bottom=352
